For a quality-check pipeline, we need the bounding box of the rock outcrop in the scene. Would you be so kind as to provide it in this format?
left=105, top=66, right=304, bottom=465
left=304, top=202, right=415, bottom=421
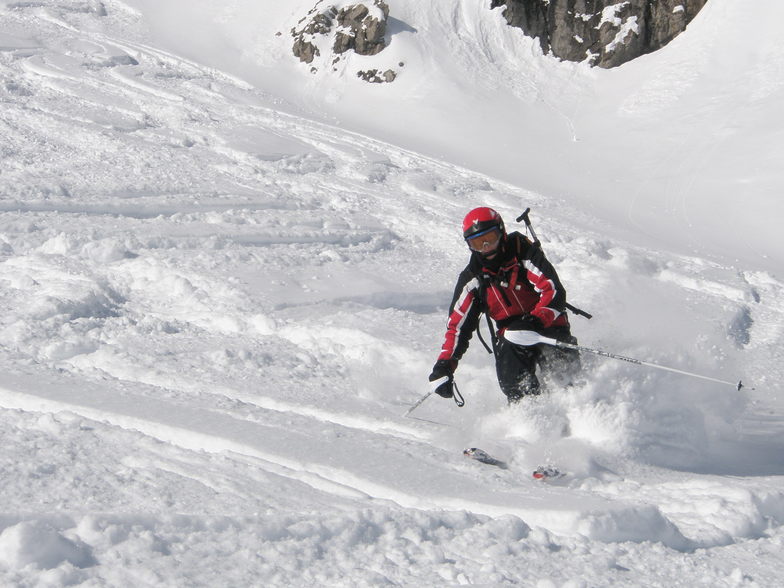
left=291, top=0, right=397, bottom=82
left=333, top=3, right=389, bottom=56
left=489, top=0, right=708, bottom=68
left=289, top=1, right=708, bottom=82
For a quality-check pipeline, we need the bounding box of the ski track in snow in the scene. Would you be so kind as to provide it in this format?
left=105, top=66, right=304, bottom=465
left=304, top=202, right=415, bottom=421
left=1, top=0, right=783, bottom=585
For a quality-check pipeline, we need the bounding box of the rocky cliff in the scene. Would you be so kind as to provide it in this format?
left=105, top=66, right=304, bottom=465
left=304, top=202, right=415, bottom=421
left=289, top=1, right=708, bottom=81
left=291, top=0, right=397, bottom=82
left=489, top=0, right=708, bottom=68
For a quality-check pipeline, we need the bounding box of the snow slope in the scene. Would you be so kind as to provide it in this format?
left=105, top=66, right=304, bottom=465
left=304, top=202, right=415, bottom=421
left=131, top=0, right=784, bottom=273
left=0, top=0, right=783, bottom=585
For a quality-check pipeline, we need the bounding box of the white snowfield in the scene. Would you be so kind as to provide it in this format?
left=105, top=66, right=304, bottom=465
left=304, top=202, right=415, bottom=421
left=1, top=0, right=783, bottom=585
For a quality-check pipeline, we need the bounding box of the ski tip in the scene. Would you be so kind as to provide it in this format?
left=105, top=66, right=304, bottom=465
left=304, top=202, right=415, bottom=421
left=532, top=465, right=563, bottom=480
left=463, top=448, right=508, bottom=468
left=463, top=447, right=490, bottom=460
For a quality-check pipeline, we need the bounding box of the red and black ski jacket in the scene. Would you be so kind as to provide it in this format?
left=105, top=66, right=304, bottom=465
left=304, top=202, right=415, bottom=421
left=438, top=231, right=569, bottom=363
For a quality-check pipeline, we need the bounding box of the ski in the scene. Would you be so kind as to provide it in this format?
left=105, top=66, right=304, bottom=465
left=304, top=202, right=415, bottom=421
left=532, top=465, right=565, bottom=481
left=463, top=448, right=566, bottom=480
left=463, top=447, right=508, bottom=469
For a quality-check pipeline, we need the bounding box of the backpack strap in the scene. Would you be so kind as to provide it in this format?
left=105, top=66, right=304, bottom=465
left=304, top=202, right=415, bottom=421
left=473, top=272, right=498, bottom=356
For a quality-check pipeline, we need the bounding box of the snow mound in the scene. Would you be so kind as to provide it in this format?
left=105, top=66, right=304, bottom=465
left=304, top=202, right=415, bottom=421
left=0, top=520, right=95, bottom=571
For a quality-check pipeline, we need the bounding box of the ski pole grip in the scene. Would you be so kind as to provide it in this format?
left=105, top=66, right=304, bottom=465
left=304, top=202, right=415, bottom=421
left=515, top=207, right=531, bottom=223
left=430, top=375, right=450, bottom=392
left=503, top=330, right=546, bottom=347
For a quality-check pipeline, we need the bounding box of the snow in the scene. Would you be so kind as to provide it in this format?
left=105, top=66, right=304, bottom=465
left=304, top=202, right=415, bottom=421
left=599, top=3, right=632, bottom=28
left=605, top=16, right=639, bottom=54
left=0, top=0, right=782, bottom=585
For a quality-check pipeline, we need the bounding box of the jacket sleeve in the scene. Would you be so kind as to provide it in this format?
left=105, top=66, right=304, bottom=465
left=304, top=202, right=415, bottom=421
left=437, top=267, right=482, bottom=362
left=517, top=235, right=567, bottom=328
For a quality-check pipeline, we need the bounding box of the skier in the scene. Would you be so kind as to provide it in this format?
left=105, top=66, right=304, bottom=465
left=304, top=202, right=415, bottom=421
left=429, top=207, right=579, bottom=403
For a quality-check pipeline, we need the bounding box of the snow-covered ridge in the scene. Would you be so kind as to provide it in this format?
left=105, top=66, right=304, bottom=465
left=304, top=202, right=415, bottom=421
left=1, top=0, right=783, bottom=585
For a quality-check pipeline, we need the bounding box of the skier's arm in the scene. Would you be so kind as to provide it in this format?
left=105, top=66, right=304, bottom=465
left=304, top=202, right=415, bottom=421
left=519, top=238, right=567, bottom=328
left=437, top=269, right=481, bottom=363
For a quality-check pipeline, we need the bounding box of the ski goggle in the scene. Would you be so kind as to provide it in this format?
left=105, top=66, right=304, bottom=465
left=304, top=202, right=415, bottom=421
left=465, top=227, right=501, bottom=252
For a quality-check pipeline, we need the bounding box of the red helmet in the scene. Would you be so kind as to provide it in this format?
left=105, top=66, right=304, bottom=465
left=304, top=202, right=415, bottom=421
left=462, top=207, right=505, bottom=240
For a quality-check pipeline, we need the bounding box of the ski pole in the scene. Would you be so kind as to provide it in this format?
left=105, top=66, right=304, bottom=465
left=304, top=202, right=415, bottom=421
left=404, top=379, right=465, bottom=417
left=515, top=208, right=592, bottom=319
left=516, top=207, right=541, bottom=247
left=404, top=391, right=433, bottom=417
left=503, top=330, right=745, bottom=391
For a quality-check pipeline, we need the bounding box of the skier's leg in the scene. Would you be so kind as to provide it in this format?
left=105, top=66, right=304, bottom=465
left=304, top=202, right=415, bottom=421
left=539, top=325, right=581, bottom=387
left=495, top=338, right=541, bottom=403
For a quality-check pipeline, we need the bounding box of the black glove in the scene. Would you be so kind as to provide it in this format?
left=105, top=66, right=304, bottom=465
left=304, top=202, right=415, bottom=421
left=429, top=359, right=456, bottom=398
left=511, top=314, right=544, bottom=333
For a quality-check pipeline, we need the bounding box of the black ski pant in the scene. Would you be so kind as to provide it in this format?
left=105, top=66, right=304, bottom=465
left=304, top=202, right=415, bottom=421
left=495, top=325, right=580, bottom=403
